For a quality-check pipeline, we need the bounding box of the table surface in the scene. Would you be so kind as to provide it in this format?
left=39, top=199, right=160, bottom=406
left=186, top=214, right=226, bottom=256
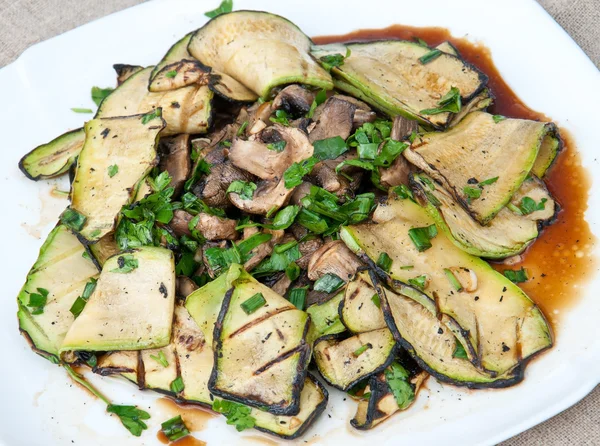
left=1, top=0, right=598, bottom=445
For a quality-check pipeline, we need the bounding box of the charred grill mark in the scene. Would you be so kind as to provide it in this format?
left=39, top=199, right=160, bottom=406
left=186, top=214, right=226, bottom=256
left=253, top=343, right=308, bottom=376
left=136, top=351, right=145, bottom=390
left=228, top=305, right=295, bottom=339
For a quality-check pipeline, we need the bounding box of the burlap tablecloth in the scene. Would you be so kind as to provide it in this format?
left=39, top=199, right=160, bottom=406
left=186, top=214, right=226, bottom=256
left=1, top=0, right=598, bottom=444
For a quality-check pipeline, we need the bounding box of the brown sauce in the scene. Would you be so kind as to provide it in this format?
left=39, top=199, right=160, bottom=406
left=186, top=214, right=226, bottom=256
left=155, top=397, right=216, bottom=444
left=314, top=26, right=596, bottom=324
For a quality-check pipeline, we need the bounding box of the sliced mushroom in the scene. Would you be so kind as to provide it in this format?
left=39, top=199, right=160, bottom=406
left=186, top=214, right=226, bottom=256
left=309, top=96, right=357, bottom=143
left=378, top=116, right=418, bottom=187
left=202, top=240, right=227, bottom=278
left=290, top=181, right=313, bottom=205
left=297, top=237, right=324, bottom=269
left=307, top=240, right=363, bottom=281
left=193, top=161, right=255, bottom=208
left=228, top=179, right=294, bottom=215
left=353, top=109, right=377, bottom=129
left=272, top=84, right=316, bottom=117
left=272, top=274, right=293, bottom=296
left=310, top=151, right=363, bottom=198
left=247, top=101, right=273, bottom=135
left=159, top=134, right=191, bottom=195
left=243, top=227, right=285, bottom=271
left=169, top=210, right=238, bottom=241
left=176, top=276, right=199, bottom=298
left=229, top=124, right=313, bottom=181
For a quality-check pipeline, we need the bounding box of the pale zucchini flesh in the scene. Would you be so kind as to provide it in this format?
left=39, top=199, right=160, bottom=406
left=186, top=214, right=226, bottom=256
left=97, top=66, right=213, bottom=136
left=340, top=197, right=553, bottom=379
left=311, top=41, right=486, bottom=128
left=210, top=268, right=311, bottom=415
left=531, top=128, right=561, bottom=177
left=404, top=111, right=553, bottom=224
left=341, top=271, right=387, bottom=333
left=19, top=128, right=85, bottom=181
left=17, top=225, right=99, bottom=358
left=306, top=291, right=346, bottom=345
left=70, top=112, right=163, bottom=242
left=188, top=11, right=333, bottom=99
left=412, top=174, right=540, bottom=259
left=313, top=328, right=396, bottom=390
left=60, top=247, right=175, bottom=353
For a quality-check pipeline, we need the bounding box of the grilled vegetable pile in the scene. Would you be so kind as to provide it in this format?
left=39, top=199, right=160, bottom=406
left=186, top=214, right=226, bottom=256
left=17, top=3, right=558, bottom=441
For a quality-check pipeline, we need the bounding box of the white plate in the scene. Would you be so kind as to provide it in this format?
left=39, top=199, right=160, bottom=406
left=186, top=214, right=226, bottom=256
left=1, top=0, right=599, bottom=445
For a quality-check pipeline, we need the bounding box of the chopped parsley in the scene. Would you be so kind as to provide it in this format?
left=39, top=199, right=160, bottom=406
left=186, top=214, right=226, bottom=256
left=204, top=0, right=233, bottom=18
left=420, top=86, right=461, bottom=115
left=141, top=108, right=162, bottom=124
left=107, top=164, right=119, bottom=178
left=110, top=254, right=139, bottom=273
left=226, top=180, right=257, bottom=200
left=492, top=115, right=507, bottom=123
left=106, top=404, right=150, bottom=437
left=283, top=156, right=318, bottom=188
left=307, top=89, right=328, bottom=118
left=453, top=342, right=468, bottom=359
left=91, top=86, right=114, bottom=106
left=27, top=287, right=49, bottom=315
left=60, top=208, right=87, bottom=232
left=504, top=267, right=528, bottom=283
left=384, top=362, right=415, bottom=409
left=212, top=399, right=256, bottom=432
left=319, top=47, right=351, bottom=71
left=269, top=109, right=290, bottom=126
left=371, top=293, right=381, bottom=308
left=511, top=196, right=547, bottom=215
left=165, top=69, right=178, bottom=78
left=266, top=140, right=287, bottom=152
left=312, top=136, right=348, bottom=160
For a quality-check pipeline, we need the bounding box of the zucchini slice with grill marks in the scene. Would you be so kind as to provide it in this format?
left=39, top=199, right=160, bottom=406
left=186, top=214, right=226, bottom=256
left=411, top=173, right=551, bottom=259
left=17, top=225, right=99, bottom=360
left=19, top=128, right=85, bottom=181
left=313, top=328, right=396, bottom=391
left=60, top=246, right=175, bottom=354
left=340, top=197, right=552, bottom=382
left=311, top=41, right=486, bottom=129
left=97, top=66, right=213, bottom=136
left=404, top=111, right=557, bottom=224
left=351, top=356, right=428, bottom=430
left=149, top=32, right=211, bottom=92
left=436, top=41, right=459, bottom=56
left=95, top=350, right=140, bottom=383
left=140, top=345, right=178, bottom=391
left=306, top=291, right=346, bottom=344
left=188, top=11, right=333, bottom=99
left=69, top=112, right=163, bottom=243
left=86, top=233, right=120, bottom=268
left=340, top=271, right=386, bottom=333
left=114, top=64, right=144, bottom=86
left=209, top=267, right=311, bottom=415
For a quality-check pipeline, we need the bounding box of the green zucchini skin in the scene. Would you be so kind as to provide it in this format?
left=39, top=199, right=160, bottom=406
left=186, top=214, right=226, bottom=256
left=19, top=127, right=85, bottom=181
left=209, top=286, right=312, bottom=415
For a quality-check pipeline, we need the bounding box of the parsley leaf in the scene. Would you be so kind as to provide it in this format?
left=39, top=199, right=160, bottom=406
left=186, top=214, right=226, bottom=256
left=514, top=196, right=547, bottom=215
left=384, top=362, right=415, bottom=410
left=319, top=47, right=351, bottom=71
left=60, top=208, right=87, bottom=232
left=312, top=136, right=348, bottom=160
left=141, top=108, right=162, bottom=124
left=283, top=156, right=318, bottom=188
left=107, top=404, right=150, bottom=437
left=493, top=115, right=507, bottom=123
left=269, top=109, right=290, bottom=126
left=504, top=267, right=528, bottom=283
left=267, top=140, right=287, bottom=152
left=226, top=180, right=257, bottom=200
left=107, top=164, right=119, bottom=178
left=307, top=89, right=328, bottom=118
left=212, top=399, right=256, bottom=432
left=110, top=254, right=139, bottom=273
left=27, top=287, right=49, bottom=315
left=165, top=70, right=178, bottom=78
left=453, top=342, right=468, bottom=359
left=91, top=86, right=114, bottom=107
left=204, top=0, right=233, bottom=18
left=420, top=86, right=461, bottom=115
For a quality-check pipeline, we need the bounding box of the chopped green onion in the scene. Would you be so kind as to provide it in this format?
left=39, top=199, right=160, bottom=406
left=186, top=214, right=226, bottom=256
left=27, top=287, right=49, bottom=315
left=150, top=350, right=169, bottom=368
left=443, top=268, right=463, bottom=291
left=419, top=49, right=442, bottom=64
left=376, top=252, right=393, bottom=272
left=285, top=262, right=301, bottom=281
left=420, top=86, right=461, bottom=115
left=91, top=86, right=114, bottom=106
left=71, top=107, right=93, bottom=114
left=313, top=273, right=345, bottom=293
left=408, top=275, right=428, bottom=290
left=266, top=140, right=287, bottom=152
left=453, top=342, right=468, bottom=359
left=110, top=255, right=139, bottom=273
left=288, top=287, right=307, bottom=310
left=165, top=70, right=178, bottom=78
left=241, top=293, right=266, bottom=315
left=60, top=207, right=87, bottom=232
left=161, top=415, right=190, bottom=442
left=371, top=294, right=381, bottom=308
left=492, top=115, right=506, bottom=123
left=237, top=120, right=248, bottom=136
left=170, top=376, right=184, bottom=393
left=408, top=225, right=438, bottom=252
left=107, top=164, right=119, bottom=178
left=353, top=343, right=372, bottom=357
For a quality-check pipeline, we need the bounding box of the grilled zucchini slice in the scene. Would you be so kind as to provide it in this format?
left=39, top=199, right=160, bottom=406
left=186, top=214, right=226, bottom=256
left=306, top=291, right=346, bottom=344
left=311, top=41, right=486, bottom=128
left=340, top=197, right=552, bottom=380
left=95, top=350, right=140, bottom=383
left=188, top=11, right=333, bottom=99
left=17, top=225, right=99, bottom=360
left=19, top=128, right=85, bottom=180
left=314, top=328, right=396, bottom=391
left=97, top=66, right=212, bottom=136
left=69, top=112, right=163, bottom=243
left=412, top=174, right=550, bottom=259
left=60, top=247, right=175, bottom=353
left=209, top=267, right=311, bottom=415
left=351, top=357, right=428, bottom=430
left=340, top=271, right=387, bottom=333
left=531, top=130, right=562, bottom=177
left=404, top=111, right=557, bottom=224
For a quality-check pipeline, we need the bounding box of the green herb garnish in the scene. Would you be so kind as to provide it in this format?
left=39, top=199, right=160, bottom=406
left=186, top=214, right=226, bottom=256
left=241, top=293, right=266, bottom=315
left=371, top=294, right=381, bottom=308
left=313, top=136, right=348, bottom=160
left=307, top=89, right=328, bottom=118
left=514, top=196, right=547, bottom=215
left=161, top=415, right=190, bottom=442
left=71, top=107, right=93, bottom=114
left=283, top=156, right=318, bottom=188
left=420, top=86, right=461, bottom=115
left=285, top=262, right=301, bottom=282
left=165, top=70, right=177, bottom=78
left=204, top=0, right=233, bottom=18
left=384, top=362, right=415, bottom=409
left=419, top=49, right=442, bottom=64
left=504, top=267, right=528, bottom=283
left=69, top=278, right=97, bottom=318
left=150, top=350, right=169, bottom=368
left=353, top=343, right=372, bottom=357
left=376, top=252, right=393, bottom=272
left=227, top=180, right=257, bottom=200
left=110, top=254, right=139, bottom=273
left=91, top=86, right=114, bottom=106
left=269, top=109, right=290, bottom=126
left=266, top=140, right=287, bottom=152
left=443, top=268, right=463, bottom=291
left=453, top=342, right=468, bottom=359
left=106, top=404, right=150, bottom=437
left=408, top=225, right=438, bottom=252
left=60, top=208, right=87, bottom=232
left=492, top=115, right=506, bottom=123
left=107, top=164, right=119, bottom=178
left=288, top=287, right=307, bottom=310
left=313, top=273, right=345, bottom=293
left=141, top=108, right=162, bottom=124
left=212, top=399, right=256, bottom=432
left=27, top=287, right=49, bottom=315
left=319, top=47, right=351, bottom=71
left=170, top=376, right=185, bottom=393
left=408, top=275, right=428, bottom=290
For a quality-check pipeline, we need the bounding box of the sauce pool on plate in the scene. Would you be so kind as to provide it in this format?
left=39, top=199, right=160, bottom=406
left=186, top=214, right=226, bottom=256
left=315, top=25, right=596, bottom=326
